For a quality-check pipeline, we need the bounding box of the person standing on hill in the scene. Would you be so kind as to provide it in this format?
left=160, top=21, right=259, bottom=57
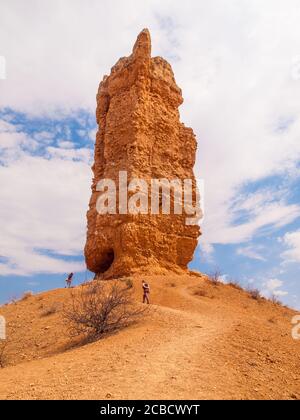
left=142, top=280, right=150, bottom=304
left=65, top=272, right=74, bottom=288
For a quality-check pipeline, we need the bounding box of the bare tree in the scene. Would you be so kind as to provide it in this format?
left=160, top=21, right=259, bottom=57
left=63, top=281, right=146, bottom=342
left=208, top=268, right=222, bottom=286
left=270, top=294, right=282, bottom=306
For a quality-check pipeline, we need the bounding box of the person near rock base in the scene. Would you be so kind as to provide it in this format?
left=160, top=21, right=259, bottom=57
left=65, top=272, right=74, bottom=288
left=142, top=280, right=150, bottom=304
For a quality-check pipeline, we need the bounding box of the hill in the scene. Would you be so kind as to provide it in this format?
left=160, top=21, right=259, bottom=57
left=0, top=273, right=299, bottom=400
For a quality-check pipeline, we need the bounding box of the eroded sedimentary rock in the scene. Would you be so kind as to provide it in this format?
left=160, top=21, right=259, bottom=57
left=85, top=29, right=200, bottom=278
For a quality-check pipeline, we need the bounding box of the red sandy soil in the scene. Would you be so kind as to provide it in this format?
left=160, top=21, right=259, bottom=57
left=0, top=273, right=299, bottom=400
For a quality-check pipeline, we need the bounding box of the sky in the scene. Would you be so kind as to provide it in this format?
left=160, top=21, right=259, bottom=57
left=0, top=0, right=299, bottom=309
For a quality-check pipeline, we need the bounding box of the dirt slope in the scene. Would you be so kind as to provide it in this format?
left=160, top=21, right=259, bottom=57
left=0, top=274, right=299, bottom=400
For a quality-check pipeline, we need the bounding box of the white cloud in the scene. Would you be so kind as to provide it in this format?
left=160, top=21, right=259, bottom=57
left=0, top=131, right=27, bottom=150
left=0, top=120, right=39, bottom=163
left=0, top=120, right=18, bottom=132
left=273, top=290, right=289, bottom=297
left=266, top=279, right=283, bottom=291
left=0, top=0, right=157, bottom=114
left=33, top=131, right=55, bottom=143
left=281, top=230, right=300, bottom=263
left=203, top=188, right=300, bottom=246
left=262, top=278, right=288, bottom=297
left=58, top=140, right=75, bottom=149
left=88, top=128, right=97, bottom=143
left=0, top=147, right=91, bottom=275
left=237, top=245, right=266, bottom=261
left=219, top=274, right=229, bottom=284
left=46, top=146, right=92, bottom=163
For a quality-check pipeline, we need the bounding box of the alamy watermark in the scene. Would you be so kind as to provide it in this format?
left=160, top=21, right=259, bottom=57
left=95, top=171, right=204, bottom=226
left=0, top=315, right=5, bottom=340
left=0, top=56, right=6, bottom=80
left=291, top=56, right=300, bottom=81
left=291, top=315, right=300, bottom=340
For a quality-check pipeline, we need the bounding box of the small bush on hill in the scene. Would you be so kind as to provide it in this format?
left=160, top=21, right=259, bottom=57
left=194, top=289, right=207, bottom=297
left=121, top=278, right=133, bottom=289
left=41, top=303, right=61, bottom=317
left=63, top=281, right=145, bottom=342
left=208, top=269, right=222, bottom=286
left=228, top=280, right=243, bottom=291
left=21, top=291, right=33, bottom=301
left=248, top=288, right=261, bottom=301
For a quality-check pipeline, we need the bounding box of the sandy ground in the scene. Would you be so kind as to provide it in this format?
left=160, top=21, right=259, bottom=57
left=0, top=273, right=299, bottom=400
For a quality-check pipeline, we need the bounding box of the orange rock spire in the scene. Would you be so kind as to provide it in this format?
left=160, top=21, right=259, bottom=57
left=85, top=29, right=200, bottom=278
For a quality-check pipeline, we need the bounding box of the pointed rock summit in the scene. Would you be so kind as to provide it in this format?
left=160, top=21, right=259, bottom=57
left=85, top=29, right=201, bottom=278
left=132, top=28, right=151, bottom=58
